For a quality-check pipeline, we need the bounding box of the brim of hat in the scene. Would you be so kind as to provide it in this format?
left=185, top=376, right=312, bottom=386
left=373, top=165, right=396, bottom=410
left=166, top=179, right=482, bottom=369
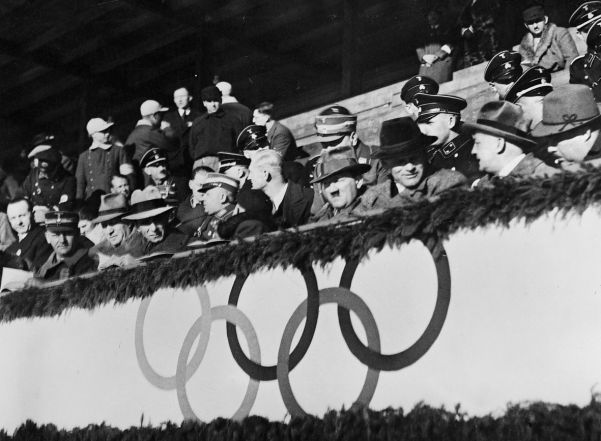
left=90, top=122, right=114, bottom=134
left=317, top=134, right=346, bottom=143
left=374, top=135, right=437, bottom=160
left=530, top=114, right=601, bottom=137
left=122, top=205, right=173, bottom=221
left=416, top=113, right=440, bottom=123
left=310, top=163, right=371, bottom=184
left=463, top=122, right=538, bottom=147
left=93, top=212, right=126, bottom=224
left=28, top=145, right=52, bottom=159
left=46, top=225, right=78, bottom=233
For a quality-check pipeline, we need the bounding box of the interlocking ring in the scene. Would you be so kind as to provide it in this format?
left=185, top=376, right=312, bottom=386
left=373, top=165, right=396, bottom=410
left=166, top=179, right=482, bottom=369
left=176, top=305, right=260, bottom=422
left=135, top=286, right=212, bottom=390
left=227, top=266, right=320, bottom=381
left=337, top=241, right=451, bottom=371
left=277, top=287, right=381, bottom=418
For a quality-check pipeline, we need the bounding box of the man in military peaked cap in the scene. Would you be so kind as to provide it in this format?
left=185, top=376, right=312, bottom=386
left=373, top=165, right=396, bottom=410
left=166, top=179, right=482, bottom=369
left=194, top=173, right=239, bottom=241
left=570, top=19, right=601, bottom=101
left=34, top=210, right=97, bottom=282
left=414, top=93, right=481, bottom=181
left=569, top=1, right=601, bottom=41
left=140, top=148, right=186, bottom=202
left=505, top=66, right=553, bottom=131
left=484, top=50, right=523, bottom=99
left=400, top=75, right=440, bottom=120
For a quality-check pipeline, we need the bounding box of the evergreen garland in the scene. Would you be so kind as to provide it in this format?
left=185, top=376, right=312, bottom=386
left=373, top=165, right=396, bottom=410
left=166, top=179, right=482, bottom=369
left=3, top=401, right=601, bottom=440
left=2, top=168, right=601, bottom=323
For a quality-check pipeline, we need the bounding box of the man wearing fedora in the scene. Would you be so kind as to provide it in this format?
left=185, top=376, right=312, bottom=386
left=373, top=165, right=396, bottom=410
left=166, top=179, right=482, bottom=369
left=89, top=193, right=146, bottom=269
left=310, top=156, right=370, bottom=222
left=414, top=93, right=481, bottom=182
left=76, top=117, right=134, bottom=201
left=188, top=85, right=240, bottom=161
left=531, top=84, right=601, bottom=169
left=519, top=2, right=578, bottom=72
left=33, top=210, right=97, bottom=282
left=400, top=75, right=439, bottom=121
left=249, top=149, right=313, bottom=228
left=194, top=173, right=239, bottom=241
left=361, top=117, right=467, bottom=210
left=466, top=101, right=559, bottom=182
left=123, top=186, right=189, bottom=255
left=484, top=50, right=523, bottom=100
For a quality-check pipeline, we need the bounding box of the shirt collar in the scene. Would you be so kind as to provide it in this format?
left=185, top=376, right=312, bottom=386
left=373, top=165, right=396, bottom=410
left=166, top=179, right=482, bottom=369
left=271, top=183, right=288, bottom=213
left=90, top=141, right=112, bottom=150
left=498, top=153, right=526, bottom=177
left=136, top=119, right=152, bottom=127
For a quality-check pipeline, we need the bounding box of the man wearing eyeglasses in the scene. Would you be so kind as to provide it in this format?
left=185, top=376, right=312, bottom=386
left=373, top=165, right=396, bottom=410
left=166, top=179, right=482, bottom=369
left=518, top=2, right=578, bottom=72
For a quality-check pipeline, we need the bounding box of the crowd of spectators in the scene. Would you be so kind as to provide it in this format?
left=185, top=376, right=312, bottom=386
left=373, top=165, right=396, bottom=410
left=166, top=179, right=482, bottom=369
left=0, top=1, right=600, bottom=289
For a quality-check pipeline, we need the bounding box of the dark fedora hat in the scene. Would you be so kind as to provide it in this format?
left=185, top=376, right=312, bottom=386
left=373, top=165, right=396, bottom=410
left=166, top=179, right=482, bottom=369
left=530, top=84, right=601, bottom=137
left=464, top=101, right=537, bottom=148
left=374, top=117, right=436, bottom=167
left=310, top=157, right=370, bottom=184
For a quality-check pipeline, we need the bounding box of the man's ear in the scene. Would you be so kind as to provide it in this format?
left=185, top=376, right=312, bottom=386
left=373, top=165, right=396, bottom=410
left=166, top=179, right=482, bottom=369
left=544, top=16, right=549, bottom=24
left=143, top=167, right=150, bottom=176
left=350, top=131, right=359, bottom=147
left=496, top=137, right=506, bottom=154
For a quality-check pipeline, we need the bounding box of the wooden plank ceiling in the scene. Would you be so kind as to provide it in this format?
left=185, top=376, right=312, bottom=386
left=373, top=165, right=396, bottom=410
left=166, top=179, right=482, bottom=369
left=0, top=0, right=434, bottom=154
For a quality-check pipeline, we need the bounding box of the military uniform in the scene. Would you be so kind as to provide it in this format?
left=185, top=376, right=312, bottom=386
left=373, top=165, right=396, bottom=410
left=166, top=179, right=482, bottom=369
left=570, top=18, right=601, bottom=102
left=22, top=168, right=76, bottom=209
left=194, top=204, right=236, bottom=241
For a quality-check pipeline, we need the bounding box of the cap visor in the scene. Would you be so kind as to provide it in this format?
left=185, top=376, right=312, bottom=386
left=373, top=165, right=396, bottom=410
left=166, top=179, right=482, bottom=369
left=310, top=163, right=371, bottom=184
left=317, top=134, right=346, bottom=143
left=122, top=206, right=173, bottom=221
left=45, top=226, right=77, bottom=233
left=93, top=212, right=126, bottom=224
left=416, top=113, right=438, bottom=123
left=463, top=122, right=538, bottom=147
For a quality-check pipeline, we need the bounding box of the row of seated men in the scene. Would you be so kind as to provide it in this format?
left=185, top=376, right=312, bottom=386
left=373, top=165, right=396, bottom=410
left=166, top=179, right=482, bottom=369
left=4, top=0, right=601, bottom=287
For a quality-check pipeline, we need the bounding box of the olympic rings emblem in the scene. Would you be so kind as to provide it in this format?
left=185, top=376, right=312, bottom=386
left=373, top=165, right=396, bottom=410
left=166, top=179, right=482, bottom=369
left=134, top=240, right=451, bottom=420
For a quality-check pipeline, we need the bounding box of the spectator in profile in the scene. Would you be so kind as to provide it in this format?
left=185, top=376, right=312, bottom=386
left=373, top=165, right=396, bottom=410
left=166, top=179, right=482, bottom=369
left=519, top=2, right=578, bottom=72
left=122, top=186, right=189, bottom=255
left=110, top=174, right=131, bottom=200
left=237, top=124, right=271, bottom=159
left=570, top=19, right=601, bottom=102
left=194, top=173, right=239, bottom=241
left=414, top=93, right=481, bottom=181
left=176, top=166, right=210, bottom=236
left=76, top=118, right=134, bottom=201
left=22, top=147, right=76, bottom=224
left=484, top=50, right=523, bottom=100
left=188, top=85, right=240, bottom=160
left=217, top=189, right=276, bottom=239
left=218, top=152, right=251, bottom=188
left=253, top=102, right=298, bottom=161
left=459, top=0, right=500, bottom=67
left=125, top=100, right=171, bottom=167
left=466, top=101, right=558, bottom=182
left=531, top=84, right=601, bottom=169
left=89, top=193, right=145, bottom=269
left=569, top=1, right=601, bottom=43
left=4, top=198, right=51, bottom=271
left=400, top=76, right=439, bottom=121
left=249, top=150, right=313, bottom=228
left=310, top=157, right=370, bottom=222
left=505, top=66, right=554, bottom=131
left=416, top=8, right=455, bottom=83
left=361, top=117, right=467, bottom=210
left=216, top=81, right=252, bottom=134
left=34, top=210, right=97, bottom=282
left=77, top=198, right=104, bottom=246
left=162, top=87, right=202, bottom=179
